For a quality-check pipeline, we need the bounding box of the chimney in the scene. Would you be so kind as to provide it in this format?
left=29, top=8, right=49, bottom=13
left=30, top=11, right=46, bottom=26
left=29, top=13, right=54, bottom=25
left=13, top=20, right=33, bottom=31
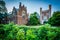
left=13, top=6, right=15, bottom=10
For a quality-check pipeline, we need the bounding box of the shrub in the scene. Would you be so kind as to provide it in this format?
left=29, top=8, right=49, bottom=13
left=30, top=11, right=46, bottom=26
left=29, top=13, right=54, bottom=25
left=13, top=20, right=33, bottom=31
left=26, top=29, right=37, bottom=40
left=38, top=27, right=48, bottom=40
left=0, top=24, right=5, bottom=39
left=47, top=30, right=57, bottom=40
left=0, top=23, right=60, bottom=40
left=16, top=29, right=25, bottom=40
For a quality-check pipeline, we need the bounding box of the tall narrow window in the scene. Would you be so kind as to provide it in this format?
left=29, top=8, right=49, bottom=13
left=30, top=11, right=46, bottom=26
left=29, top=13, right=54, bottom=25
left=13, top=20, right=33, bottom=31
left=22, top=10, right=25, bottom=19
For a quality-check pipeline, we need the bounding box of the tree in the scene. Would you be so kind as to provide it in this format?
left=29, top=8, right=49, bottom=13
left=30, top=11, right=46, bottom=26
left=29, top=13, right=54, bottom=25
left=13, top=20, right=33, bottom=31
left=48, top=11, right=60, bottom=26
left=28, top=12, right=40, bottom=25
left=0, top=0, right=8, bottom=24
left=0, top=13, right=8, bottom=24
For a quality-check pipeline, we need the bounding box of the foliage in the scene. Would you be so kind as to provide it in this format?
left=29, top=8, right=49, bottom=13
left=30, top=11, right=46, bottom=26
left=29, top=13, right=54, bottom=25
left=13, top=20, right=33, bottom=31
left=0, top=24, right=5, bottom=39
left=0, top=13, right=8, bottom=24
left=16, top=29, right=25, bottom=40
left=28, top=12, right=40, bottom=25
left=0, top=1, right=5, bottom=6
left=38, top=27, right=48, bottom=40
left=26, top=29, right=37, bottom=40
left=48, top=11, right=60, bottom=26
left=0, top=23, right=60, bottom=40
left=0, top=1, right=8, bottom=24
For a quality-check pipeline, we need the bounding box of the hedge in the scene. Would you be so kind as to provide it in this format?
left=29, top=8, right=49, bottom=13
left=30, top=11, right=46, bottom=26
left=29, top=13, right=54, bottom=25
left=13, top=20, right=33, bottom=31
left=0, top=23, right=60, bottom=40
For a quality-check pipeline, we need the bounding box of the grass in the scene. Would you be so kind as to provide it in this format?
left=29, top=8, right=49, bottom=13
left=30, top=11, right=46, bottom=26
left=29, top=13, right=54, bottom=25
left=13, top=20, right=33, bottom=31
left=15, top=24, right=55, bottom=29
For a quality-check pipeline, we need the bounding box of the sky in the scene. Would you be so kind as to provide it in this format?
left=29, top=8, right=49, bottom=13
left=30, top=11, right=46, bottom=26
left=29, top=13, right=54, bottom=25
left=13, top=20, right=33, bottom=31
left=4, top=0, right=60, bottom=15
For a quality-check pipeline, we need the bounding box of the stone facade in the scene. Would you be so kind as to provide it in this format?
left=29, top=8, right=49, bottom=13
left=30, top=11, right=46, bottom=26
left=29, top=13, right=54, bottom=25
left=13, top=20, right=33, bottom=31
left=40, top=5, right=51, bottom=24
left=11, top=2, right=28, bottom=25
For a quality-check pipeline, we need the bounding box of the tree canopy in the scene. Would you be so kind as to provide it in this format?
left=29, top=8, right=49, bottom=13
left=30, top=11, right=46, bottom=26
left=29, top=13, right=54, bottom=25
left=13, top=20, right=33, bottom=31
left=0, top=13, right=8, bottom=24
left=48, top=11, right=60, bottom=26
left=28, top=12, right=40, bottom=25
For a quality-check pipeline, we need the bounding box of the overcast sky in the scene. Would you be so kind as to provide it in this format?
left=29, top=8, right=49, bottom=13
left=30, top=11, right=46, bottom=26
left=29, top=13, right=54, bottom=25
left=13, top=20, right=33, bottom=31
left=4, top=0, right=60, bottom=14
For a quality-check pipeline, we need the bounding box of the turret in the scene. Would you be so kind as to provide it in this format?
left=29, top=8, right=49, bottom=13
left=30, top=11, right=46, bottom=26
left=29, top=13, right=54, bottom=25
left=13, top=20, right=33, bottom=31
left=13, top=6, right=16, bottom=10
left=40, top=7, right=42, bottom=24
left=49, top=4, right=51, bottom=17
left=12, top=6, right=17, bottom=15
left=40, top=7, right=42, bottom=15
left=19, top=2, right=22, bottom=8
left=23, top=4, right=24, bottom=7
left=49, top=5, right=51, bottom=11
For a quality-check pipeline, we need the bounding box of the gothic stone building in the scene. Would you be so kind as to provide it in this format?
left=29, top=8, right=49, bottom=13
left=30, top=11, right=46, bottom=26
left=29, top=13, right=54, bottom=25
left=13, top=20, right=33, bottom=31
left=40, top=5, right=51, bottom=24
left=10, top=2, right=28, bottom=25
left=0, top=0, right=52, bottom=25
left=10, top=4, right=51, bottom=25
